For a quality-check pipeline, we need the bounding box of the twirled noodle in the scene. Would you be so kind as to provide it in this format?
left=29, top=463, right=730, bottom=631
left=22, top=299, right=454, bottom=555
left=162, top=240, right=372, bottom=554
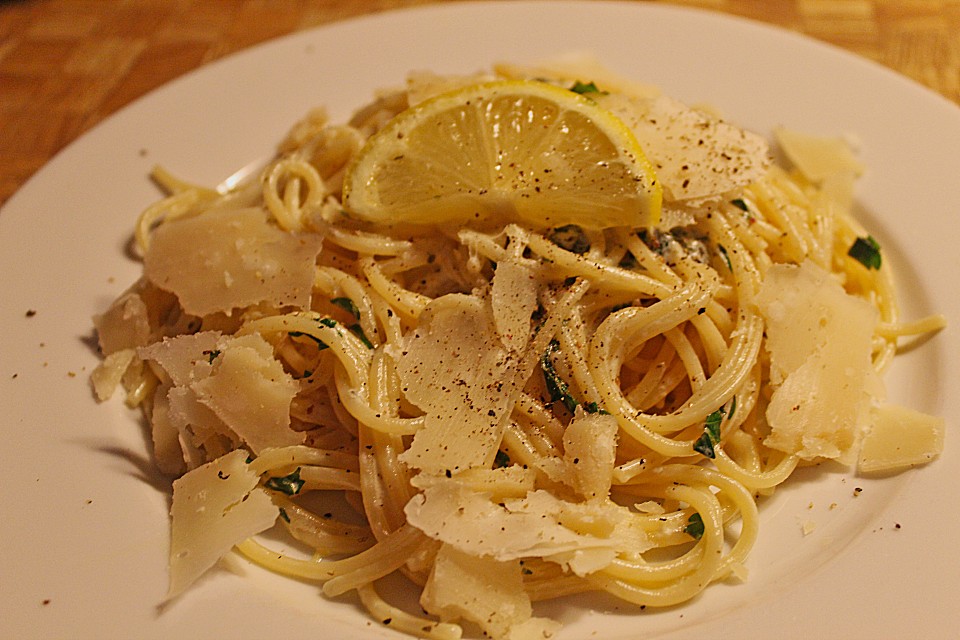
left=91, top=62, right=946, bottom=640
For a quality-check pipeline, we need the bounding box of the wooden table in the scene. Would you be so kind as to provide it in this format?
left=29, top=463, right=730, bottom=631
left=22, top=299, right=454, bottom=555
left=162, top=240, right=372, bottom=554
left=1, top=0, right=958, bottom=207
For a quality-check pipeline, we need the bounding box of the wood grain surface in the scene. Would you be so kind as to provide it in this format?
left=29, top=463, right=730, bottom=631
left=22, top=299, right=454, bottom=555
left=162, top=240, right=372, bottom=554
left=1, top=0, right=958, bottom=206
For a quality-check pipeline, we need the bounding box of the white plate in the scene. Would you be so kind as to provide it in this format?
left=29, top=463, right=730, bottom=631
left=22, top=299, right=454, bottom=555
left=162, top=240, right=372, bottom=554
left=1, top=2, right=957, bottom=638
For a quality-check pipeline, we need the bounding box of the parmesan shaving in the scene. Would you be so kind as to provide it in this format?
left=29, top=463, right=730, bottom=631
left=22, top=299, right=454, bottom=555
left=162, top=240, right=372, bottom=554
left=494, top=51, right=662, bottom=100
left=89, top=348, right=136, bottom=401
left=756, top=260, right=879, bottom=462
left=192, top=335, right=302, bottom=453
left=395, top=294, right=519, bottom=475
left=148, top=386, right=188, bottom=475
left=775, top=127, right=865, bottom=183
left=93, top=291, right=151, bottom=356
left=858, top=404, right=945, bottom=473
left=404, top=480, right=649, bottom=572
left=141, top=332, right=301, bottom=455
left=166, top=449, right=278, bottom=599
left=144, top=207, right=323, bottom=316
left=599, top=93, right=771, bottom=202
left=562, top=411, right=618, bottom=501
left=421, top=544, right=560, bottom=640
left=491, top=257, right=538, bottom=354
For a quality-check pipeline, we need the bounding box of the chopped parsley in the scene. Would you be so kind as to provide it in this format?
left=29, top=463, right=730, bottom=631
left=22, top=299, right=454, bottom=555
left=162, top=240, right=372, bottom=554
left=265, top=467, right=305, bottom=496
left=203, top=349, right=221, bottom=364
left=278, top=507, right=290, bottom=523
left=329, top=299, right=374, bottom=348
left=541, top=340, right=579, bottom=414
left=349, top=324, right=374, bottom=349
left=848, top=235, right=882, bottom=270
left=730, top=198, right=749, bottom=212
left=289, top=318, right=340, bottom=350
left=541, top=341, right=609, bottom=415
left=331, top=296, right=360, bottom=320
left=289, top=331, right=328, bottom=350
left=494, top=450, right=511, bottom=468
left=684, top=512, right=705, bottom=540
left=582, top=401, right=609, bottom=415
left=693, top=407, right=724, bottom=458
left=717, top=244, right=732, bottom=270
left=569, top=80, right=606, bottom=95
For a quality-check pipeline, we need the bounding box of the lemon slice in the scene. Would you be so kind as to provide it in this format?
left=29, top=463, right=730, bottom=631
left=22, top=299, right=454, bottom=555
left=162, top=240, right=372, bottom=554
left=342, top=80, right=661, bottom=229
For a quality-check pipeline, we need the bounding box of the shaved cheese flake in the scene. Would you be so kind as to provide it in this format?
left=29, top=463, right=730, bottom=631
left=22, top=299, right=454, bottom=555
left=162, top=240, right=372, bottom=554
left=396, top=294, right=519, bottom=474
left=756, top=261, right=879, bottom=461
left=406, top=70, right=496, bottom=106
left=167, top=385, right=238, bottom=452
left=414, top=465, right=536, bottom=501
left=139, top=331, right=221, bottom=387
left=599, top=93, right=770, bottom=202
left=775, top=127, right=864, bottom=183
left=166, top=449, right=278, bottom=599
left=193, top=334, right=302, bottom=453
left=404, top=481, right=647, bottom=572
left=90, top=348, right=137, bottom=401
left=144, top=207, right=323, bottom=316
left=494, top=51, right=661, bottom=100
left=93, top=291, right=151, bottom=355
left=141, top=332, right=299, bottom=456
left=421, top=544, right=560, bottom=640
left=563, top=411, right=618, bottom=500
left=858, top=404, right=944, bottom=473
left=491, top=258, right=538, bottom=353
left=149, top=386, right=188, bottom=476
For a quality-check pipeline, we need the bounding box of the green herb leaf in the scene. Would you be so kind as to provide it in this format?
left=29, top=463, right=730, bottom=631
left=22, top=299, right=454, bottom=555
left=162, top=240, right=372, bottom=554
left=693, top=408, right=724, bottom=458
left=349, top=323, right=374, bottom=349
left=265, top=467, right=305, bottom=496
left=541, top=340, right=579, bottom=414
left=582, top=401, right=609, bottom=415
left=704, top=408, right=723, bottom=439
left=331, top=297, right=360, bottom=320
left=848, top=235, right=882, bottom=270
left=717, top=244, right=732, bottom=270
left=730, top=198, right=749, bottom=212
left=569, top=80, right=605, bottom=95
left=278, top=507, right=290, bottom=523
left=289, top=331, right=328, bottom=350
left=684, top=512, right=705, bottom=540
left=203, top=349, right=221, bottom=364
left=692, top=431, right=716, bottom=458
left=494, top=450, right=510, bottom=468
left=548, top=224, right=591, bottom=254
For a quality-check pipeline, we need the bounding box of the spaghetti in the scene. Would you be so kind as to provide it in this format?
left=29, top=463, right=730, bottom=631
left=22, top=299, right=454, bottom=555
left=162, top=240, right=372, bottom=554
left=91, top=61, right=945, bottom=639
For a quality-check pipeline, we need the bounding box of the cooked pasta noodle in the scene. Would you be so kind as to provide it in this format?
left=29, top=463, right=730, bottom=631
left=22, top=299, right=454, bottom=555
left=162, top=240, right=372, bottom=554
left=91, top=60, right=946, bottom=639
